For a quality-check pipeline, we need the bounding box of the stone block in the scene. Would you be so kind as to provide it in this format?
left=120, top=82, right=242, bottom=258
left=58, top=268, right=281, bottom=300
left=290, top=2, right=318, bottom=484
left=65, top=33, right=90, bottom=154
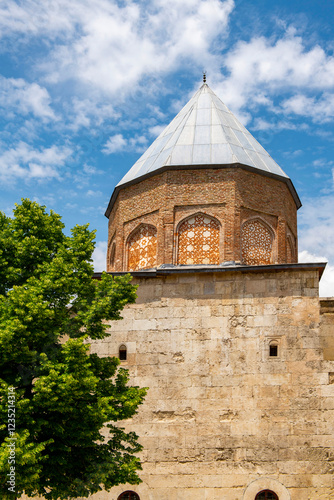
left=89, top=270, right=334, bottom=500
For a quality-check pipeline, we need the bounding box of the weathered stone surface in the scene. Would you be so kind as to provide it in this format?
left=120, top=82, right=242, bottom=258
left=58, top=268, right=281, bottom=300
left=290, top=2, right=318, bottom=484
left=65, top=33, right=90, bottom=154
left=86, top=268, right=334, bottom=500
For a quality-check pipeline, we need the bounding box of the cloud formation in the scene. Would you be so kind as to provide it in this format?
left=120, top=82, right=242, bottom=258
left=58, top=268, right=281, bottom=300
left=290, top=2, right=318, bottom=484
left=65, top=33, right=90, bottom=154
left=0, top=76, right=56, bottom=120
left=298, top=195, right=334, bottom=262
left=0, top=142, right=72, bottom=183
left=216, top=30, right=334, bottom=123
left=0, top=0, right=333, bottom=294
left=0, top=0, right=234, bottom=95
left=299, top=250, right=334, bottom=298
left=102, top=134, right=148, bottom=154
left=92, top=240, right=107, bottom=272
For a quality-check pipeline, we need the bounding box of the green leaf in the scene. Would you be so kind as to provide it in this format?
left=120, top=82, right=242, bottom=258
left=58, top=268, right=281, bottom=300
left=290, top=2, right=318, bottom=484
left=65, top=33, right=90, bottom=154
left=0, top=199, right=147, bottom=499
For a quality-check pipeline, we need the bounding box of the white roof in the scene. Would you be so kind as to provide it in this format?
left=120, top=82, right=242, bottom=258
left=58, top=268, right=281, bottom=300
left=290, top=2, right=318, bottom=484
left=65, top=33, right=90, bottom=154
left=117, top=83, right=289, bottom=187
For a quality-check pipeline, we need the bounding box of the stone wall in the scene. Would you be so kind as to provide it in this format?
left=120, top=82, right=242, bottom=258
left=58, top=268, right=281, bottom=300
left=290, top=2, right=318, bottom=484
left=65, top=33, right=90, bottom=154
left=320, top=298, right=334, bottom=361
left=89, top=266, right=334, bottom=500
left=106, top=167, right=298, bottom=272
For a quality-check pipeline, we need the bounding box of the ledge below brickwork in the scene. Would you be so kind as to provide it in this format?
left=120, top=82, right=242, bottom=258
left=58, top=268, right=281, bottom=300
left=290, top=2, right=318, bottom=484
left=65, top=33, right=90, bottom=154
left=93, top=261, right=327, bottom=280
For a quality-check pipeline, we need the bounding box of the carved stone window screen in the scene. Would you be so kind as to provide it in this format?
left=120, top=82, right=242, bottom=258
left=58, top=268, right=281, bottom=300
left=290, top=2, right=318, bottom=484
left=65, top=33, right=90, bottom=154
left=177, top=213, right=220, bottom=265
left=241, top=218, right=274, bottom=265
left=127, top=224, right=157, bottom=271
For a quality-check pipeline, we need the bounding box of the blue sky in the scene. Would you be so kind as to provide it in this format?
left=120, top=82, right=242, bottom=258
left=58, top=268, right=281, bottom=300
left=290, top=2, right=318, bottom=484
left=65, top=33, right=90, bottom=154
left=0, top=0, right=333, bottom=296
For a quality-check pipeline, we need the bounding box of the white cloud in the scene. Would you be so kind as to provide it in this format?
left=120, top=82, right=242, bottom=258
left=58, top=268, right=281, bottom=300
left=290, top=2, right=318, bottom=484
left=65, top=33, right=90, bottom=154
left=0, top=0, right=89, bottom=37
left=2, top=0, right=334, bottom=133
left=5, top=0, right=334, bottom=133
left=68, top=97, right=117, bottom=131
left=92, top=240, right=107, bottom=272
left=298, top=195, right=334, bottom=260
left=102, top=134, right=127, bottom=154
left=86, top=189, right=102, bottom=197
left=102, top=134, right=148, bottom=154
left=298, top=194, right=334, bottom=297
left=0, top=76, right=56, bottom=120
left=299, top=250, right=333, bottom=298
left=0, top=0, right=234, bottom=97
left=213, top=30, right=334, bottom=122
left=319, top=264, right=334, bottom=298
left=282, top=93, right=334, bottom=123
left=0, top=142, right=72, bottom=183
left=72, top=163, right=104, bottom=189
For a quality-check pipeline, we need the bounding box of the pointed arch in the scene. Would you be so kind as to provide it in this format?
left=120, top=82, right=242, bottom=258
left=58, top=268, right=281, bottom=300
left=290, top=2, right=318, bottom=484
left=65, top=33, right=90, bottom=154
left=241, top=217, right=275, bottom=265
left=109, top=241, right=116, bottom=269
left=127, top=224, right=157, bottom=271
left=107, top=233, right=116, bottom=271
left=177, top=213, right=220, bottom=265
left=286, top=232, right=296, bottom=263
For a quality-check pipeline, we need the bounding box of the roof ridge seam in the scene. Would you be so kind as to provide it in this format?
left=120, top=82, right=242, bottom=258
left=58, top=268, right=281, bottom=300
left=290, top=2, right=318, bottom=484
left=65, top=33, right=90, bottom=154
left=114, top=82, right=293, bottom=192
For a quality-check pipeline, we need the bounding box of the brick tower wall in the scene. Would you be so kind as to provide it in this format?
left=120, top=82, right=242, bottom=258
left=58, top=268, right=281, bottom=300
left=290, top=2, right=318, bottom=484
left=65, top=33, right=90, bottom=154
left=107, top=168, right=298, bottom=272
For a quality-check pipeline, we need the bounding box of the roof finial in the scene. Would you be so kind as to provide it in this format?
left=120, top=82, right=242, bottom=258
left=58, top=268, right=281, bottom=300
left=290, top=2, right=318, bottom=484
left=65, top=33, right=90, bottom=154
left=203, top=71, right=207, bottom=84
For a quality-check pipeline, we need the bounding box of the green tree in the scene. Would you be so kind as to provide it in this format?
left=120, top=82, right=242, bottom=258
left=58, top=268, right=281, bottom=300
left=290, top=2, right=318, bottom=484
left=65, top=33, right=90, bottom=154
left=0, top=199, right=147, bottom=499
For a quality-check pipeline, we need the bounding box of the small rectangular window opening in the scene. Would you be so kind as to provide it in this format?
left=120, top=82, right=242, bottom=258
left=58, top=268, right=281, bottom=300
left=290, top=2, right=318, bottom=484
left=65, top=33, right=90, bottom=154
left=269, top=345, right=278, bottom=357
left=119, top=347, right=127, bottom=361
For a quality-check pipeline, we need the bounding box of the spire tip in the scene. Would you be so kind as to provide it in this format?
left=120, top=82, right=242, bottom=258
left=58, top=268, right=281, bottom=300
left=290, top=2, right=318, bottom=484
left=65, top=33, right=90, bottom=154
left=203, top=71, right=207, bottom=84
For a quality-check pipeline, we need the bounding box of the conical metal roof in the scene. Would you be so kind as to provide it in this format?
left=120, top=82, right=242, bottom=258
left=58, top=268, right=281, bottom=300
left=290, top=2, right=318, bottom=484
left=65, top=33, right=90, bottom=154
left=106, top=83, right=301, bottom=217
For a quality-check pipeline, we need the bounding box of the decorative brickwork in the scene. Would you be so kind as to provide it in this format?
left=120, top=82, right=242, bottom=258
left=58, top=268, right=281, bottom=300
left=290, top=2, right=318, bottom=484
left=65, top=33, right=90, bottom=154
left=177, top=214, right=220, bottom=265
left=287, top=232, right=296, bottom=263
left=109, top=242, right=116, bottom=269
left=127, top=224, right=157, bottom=271
left=241, top=218, right=273, bottom=265
left=107, top=167, right=298, bottom=271
left=287, top=238, right=292, bottom=263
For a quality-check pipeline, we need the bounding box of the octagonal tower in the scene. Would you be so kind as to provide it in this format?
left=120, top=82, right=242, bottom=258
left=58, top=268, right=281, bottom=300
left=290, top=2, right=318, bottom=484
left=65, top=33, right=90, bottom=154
left=105, top=83, right=301, bottom=272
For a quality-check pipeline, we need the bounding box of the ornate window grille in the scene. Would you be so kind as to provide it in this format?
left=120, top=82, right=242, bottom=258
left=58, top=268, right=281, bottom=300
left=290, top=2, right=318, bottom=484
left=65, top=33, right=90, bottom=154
left=127, top=224, right=157, bottom=271
left=241, top=219, right=273, bottom=265
left=177, top=213, right=220, bottom=265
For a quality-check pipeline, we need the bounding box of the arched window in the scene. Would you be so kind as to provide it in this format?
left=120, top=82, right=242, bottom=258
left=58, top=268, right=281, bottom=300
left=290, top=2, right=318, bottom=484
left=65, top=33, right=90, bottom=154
left=286, top=234, right=295, bottom=263
left=177, top=213, right=220, bottom=265
left=127, top=224, right=157, bottom=271
left=255, top=490, right=278, bottom=500
left=241, top=218, right=274, bottom=265
left=109, top=242, right=116, bottom=268
left=118, top=491, right=140, bottom=500
left=119, top=344, right=127, bottom=361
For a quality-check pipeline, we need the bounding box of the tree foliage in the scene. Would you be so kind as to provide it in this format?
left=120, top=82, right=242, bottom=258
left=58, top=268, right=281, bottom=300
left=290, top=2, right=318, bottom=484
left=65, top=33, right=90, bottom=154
left=0, top=199, right=146, bottom=499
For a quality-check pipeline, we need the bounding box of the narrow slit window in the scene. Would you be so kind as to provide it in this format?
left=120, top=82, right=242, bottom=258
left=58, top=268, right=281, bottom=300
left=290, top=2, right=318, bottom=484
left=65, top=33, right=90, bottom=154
left=119, top=345, right=127, bottom=361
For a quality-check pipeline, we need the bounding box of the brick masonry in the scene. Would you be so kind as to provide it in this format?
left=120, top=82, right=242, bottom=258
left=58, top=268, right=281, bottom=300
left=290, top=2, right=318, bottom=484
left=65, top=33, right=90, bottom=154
left=107, top=167, right=298, bottom=272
